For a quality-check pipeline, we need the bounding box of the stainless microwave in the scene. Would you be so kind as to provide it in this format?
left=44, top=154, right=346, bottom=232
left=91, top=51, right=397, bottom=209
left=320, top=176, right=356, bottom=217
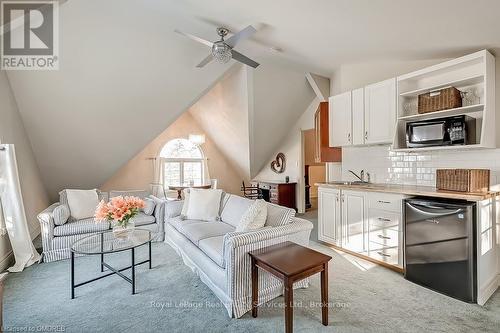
left=406, top=115, right=475, bottom=148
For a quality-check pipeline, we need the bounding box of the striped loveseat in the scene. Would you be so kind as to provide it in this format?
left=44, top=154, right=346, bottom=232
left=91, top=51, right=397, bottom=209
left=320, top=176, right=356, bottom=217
left=38, top=190, right=165, bottom=262
left=164, top=193, right=313, bottom=318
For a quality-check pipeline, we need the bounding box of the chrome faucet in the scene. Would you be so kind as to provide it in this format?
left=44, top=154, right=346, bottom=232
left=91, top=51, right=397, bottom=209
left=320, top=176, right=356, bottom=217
left=348, top=169, right=370, bottom=183
left=348, top=169, right=364, bottom=182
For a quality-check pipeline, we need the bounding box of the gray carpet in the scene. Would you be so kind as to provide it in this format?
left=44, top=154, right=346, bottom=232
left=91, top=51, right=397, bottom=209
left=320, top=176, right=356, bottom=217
left=4, top=240, right=500, bottom=333
left=298, top=208, right=319, bottom=242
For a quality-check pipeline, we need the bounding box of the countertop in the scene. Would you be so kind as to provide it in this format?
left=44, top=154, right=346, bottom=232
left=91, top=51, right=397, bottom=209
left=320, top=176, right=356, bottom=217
left=315, top=182, right=500, bottom=201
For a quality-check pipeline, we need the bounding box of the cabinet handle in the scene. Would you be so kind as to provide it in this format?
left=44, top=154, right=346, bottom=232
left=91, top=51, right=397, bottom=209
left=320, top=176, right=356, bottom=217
left=365, top=131, right=368, bottom=140
left=377, top=251, right=391, bottom=257
left=347, top=133, right=351, bottom=142
left=377, top=234, right=391, bottom=240
left=377, top=217, right=391, bottom=222
left=377, top=200, right=391, bottom=204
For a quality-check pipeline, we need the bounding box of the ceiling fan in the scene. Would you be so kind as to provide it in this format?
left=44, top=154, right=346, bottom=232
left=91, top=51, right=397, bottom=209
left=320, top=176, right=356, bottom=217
left=175, top=25, right=260, bottom=68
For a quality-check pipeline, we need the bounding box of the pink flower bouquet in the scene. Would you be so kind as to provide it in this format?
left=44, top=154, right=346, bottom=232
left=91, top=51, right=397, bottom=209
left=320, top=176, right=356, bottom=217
left=95, top=196, right=145, bottom=228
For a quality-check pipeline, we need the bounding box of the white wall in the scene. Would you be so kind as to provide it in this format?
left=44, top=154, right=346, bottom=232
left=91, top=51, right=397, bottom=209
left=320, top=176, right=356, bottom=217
left=250, top=62, right=316, bottom=177
left=101, top=112, right=243, bottom=195
left=254, top=97, right=320, bottom=212
left=189, top=64, right=252, bottom=181
left=330, top=58, right=450, bottom=95
left=343, top=145, right=500, bottom=186
left=0, top=71, right=50, bottom=269
left=190, top=61, right=317, bottom=187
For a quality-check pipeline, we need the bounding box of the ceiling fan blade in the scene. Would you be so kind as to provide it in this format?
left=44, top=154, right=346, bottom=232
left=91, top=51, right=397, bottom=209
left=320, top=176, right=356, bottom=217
left=225, top=25, right=257, bottom=48
left=196, top=54, right=214, bottom=68
left=174, top=29, right=213, bottom=47
left=231, top=50, right=260, bottom=68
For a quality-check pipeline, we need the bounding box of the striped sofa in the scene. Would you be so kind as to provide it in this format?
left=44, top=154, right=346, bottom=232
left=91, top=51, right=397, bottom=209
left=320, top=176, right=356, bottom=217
left=38, top=190, right=165, bottom=262
left=164, top=193, right=313, bottom=318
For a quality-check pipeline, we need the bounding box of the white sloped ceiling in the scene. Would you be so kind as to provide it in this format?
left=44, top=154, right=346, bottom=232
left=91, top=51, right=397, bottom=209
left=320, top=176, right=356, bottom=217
left=8, top=0, right=500, bottom=200
left=6, top=0, right=234, bottom=199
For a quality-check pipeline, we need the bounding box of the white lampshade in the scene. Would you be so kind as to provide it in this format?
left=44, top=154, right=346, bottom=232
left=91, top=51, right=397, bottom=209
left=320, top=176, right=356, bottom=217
left=189, top=134, right=205, bottom=146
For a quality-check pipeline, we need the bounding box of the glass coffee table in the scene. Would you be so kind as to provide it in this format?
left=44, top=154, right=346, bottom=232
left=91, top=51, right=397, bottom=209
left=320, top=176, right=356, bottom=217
left=70, top=228, right=152, bottom=299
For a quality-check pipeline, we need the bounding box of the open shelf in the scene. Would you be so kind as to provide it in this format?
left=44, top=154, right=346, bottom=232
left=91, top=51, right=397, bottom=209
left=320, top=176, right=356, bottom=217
left=398, top=104, right=484, bottom=121
left=392, top=50, right=496, bottom=151
left=399, top=74, right=484, bottom=97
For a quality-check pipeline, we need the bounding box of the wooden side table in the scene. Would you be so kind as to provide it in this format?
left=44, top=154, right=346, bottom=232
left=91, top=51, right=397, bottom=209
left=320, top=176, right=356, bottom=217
left=168, top=184, right=212, bottom=200
left=249, top=242, right=332, bottom=333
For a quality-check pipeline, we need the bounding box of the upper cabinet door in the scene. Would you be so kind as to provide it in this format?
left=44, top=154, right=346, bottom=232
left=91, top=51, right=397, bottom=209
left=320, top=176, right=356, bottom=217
left=329, top=91, right=352, bottom=147
left=364, top=78, right=397, bottom=144
left=351, top=88, right=365, bottom=145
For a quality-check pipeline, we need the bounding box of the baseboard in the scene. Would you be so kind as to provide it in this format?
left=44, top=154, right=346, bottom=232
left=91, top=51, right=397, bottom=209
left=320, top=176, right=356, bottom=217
left=477, top=274, right=500, bottom=306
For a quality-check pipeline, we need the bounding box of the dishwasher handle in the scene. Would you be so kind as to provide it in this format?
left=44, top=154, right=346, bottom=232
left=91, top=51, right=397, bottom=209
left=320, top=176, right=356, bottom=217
left=406, top=201, right=466, bottom=217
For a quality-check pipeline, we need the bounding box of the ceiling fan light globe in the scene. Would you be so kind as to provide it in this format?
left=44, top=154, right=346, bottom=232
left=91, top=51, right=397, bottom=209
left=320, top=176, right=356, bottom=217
left=211, top=41, right=232, bottom=64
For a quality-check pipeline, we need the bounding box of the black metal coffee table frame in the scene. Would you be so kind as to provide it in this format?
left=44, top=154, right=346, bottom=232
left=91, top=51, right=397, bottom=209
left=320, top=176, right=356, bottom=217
left=70, top=230, right=152, bottom=299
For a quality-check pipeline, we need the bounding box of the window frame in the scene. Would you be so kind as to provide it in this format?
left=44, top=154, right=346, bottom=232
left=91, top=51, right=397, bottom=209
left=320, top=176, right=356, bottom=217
left=159, top=139, right=205, bottom=186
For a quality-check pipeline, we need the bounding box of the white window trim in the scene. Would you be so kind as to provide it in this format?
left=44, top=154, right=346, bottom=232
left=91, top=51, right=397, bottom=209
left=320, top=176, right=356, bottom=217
left=161, top=157, right=206, bottom=186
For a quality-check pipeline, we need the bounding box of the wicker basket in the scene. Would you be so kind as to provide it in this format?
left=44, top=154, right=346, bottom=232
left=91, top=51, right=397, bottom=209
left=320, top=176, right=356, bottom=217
left=418, top=87, right=462, bottom=114
left=436, top=169, right=490, bottom=193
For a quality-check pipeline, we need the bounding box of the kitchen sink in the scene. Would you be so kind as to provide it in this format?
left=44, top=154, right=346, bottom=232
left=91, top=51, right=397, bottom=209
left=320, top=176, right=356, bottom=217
left=328, top=181, right=370, bottom=186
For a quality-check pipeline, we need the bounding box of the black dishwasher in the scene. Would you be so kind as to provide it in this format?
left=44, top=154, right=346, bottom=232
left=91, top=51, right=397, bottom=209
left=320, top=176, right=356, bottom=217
left=404, top=198, right=477, bottom=302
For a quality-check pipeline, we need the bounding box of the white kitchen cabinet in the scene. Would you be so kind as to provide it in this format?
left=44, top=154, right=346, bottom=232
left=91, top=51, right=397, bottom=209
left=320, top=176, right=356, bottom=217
left=367, top=209, right=401, bottom=266
left=364, top=78, right=397, bottom=144
left=318, top=187, right=405, bottom=269
left=351, top=88, right=365, bottom=145
left=318, top=187, right=341, bottom=244
left=341, top=190, right=366, bottom=253
left=366, top=192, right=405, bottom=267
left=328, top=91, right=352, bottom=147
left=328, top=78, right=396, bottom=147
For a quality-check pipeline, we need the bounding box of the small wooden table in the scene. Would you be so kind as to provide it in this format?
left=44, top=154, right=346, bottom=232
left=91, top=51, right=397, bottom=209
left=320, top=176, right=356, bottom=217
left=249, top=242, right=332, bottom=333
left=168, top=184, right=211, bottom=200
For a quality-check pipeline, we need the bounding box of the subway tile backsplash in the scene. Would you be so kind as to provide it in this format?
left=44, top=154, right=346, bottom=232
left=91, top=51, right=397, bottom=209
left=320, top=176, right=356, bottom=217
left=341, top=145, right=500, bottom=186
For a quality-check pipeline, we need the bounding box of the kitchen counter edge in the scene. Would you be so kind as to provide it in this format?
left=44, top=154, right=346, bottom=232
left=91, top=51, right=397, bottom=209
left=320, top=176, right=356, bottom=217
left=315, top=182, right=500, bottom=201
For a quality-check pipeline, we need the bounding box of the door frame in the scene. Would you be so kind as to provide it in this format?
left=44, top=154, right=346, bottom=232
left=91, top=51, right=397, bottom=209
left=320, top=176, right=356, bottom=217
left=298, top=130, right=306, bottom=213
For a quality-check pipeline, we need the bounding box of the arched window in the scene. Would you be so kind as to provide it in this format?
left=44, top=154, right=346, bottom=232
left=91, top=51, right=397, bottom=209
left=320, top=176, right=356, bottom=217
left=159, top=138, right=205, bottom=186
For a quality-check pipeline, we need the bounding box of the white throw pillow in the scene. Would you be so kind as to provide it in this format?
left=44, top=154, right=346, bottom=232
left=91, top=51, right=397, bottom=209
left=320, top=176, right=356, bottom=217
left=142, top=198, right=156, bottom=215
left=53, top=204, right=70, bottom=226
left=186, top=189, right=223, bottom=221
left=236, top=199, right=268, bottom=232
left=180, top=189, right=190, bottom=217
left=66, top=189, right=99, bottom=220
